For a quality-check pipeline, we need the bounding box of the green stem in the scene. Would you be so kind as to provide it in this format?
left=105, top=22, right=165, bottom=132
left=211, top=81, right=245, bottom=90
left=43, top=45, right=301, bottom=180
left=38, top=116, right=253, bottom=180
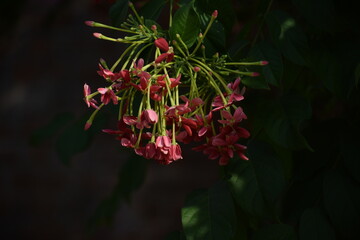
left=191, top=16, right=216, bottom=56
left=176, top=34, right=190, bottom=56
left=86, top=103, right=105, bottom=125
left=225, top=61, right=265, bottom=66
left=169, top=0, right=173, bottom=28
left=189, top=57, right=230, bottom=92
left=216, top=67, right=257, bottom=76
left=111, top=43, right=137, bottom=72
left=90, top=22, right=137, bottom=34
left=163, top=68, right=176, bottom=106
left=129, top=2, right=145, bottom=25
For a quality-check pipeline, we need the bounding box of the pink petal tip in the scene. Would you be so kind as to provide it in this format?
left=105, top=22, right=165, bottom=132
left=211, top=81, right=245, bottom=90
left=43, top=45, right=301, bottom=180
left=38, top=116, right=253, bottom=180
left=84, top=122, right=92, bottom=130
left=93, top=32, right=102, bottom=38
left=85, top=21, right=94, bottom=26
left=212, top=10, right=218, bottom=18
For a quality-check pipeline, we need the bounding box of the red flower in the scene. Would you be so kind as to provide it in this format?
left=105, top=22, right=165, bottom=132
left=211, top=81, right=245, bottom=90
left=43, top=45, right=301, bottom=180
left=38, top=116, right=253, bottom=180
left=97, top=64, right=120, bottom=81
left=154, top=38, right=169, bottom=52
left=170, top=74, right=181, bottom=88
left=83, top=84, right=98, bottom=108
left=119, top=69, right=131, bottom=83
left=218, top=107, right=247, bottom=125
left=143, top=109, right=158, bottom=124
left=97, top=87, right=118, bottom=105
left=155, top=135, right=171, bottom=152
left=155, top=52, right=174, bottom=63
left=144, top=142, right=156, bottom=159
left=169, top=144, right=182, bottom=161
left=227, top=78, right=245, bottom=102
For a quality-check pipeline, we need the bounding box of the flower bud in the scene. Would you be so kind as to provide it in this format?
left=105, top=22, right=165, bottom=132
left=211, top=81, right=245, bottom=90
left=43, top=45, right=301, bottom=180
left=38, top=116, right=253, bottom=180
left=212, top=10, right=218, bottom=18
left=93, top=32, right=102, bottom=39
left=193, top=66, right=201, bottom=72
left=154, top=38, right=169, bottom=52
left=84, top=121, right=92, bottom=130
left=85, top=21, right=94, bottom=26
left=260, top=60, right=269, bottom=65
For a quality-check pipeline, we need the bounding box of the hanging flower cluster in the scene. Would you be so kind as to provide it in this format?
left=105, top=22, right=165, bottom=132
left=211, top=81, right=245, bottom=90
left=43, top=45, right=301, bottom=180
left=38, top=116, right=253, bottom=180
left=83, top=3, right=268, bottom=165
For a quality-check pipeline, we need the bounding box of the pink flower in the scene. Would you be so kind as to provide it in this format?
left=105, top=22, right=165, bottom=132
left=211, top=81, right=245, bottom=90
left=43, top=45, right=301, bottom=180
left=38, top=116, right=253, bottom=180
left=150, top=85, right=164, bottom=101
left=165, top=104, right=191, bottom=118
left=97, top=64, right=120, bottom=81
left=132, top=59, right=152, bottom=79
left=143, top=109, right=158, bottom=124
left=154, top=38, right=169, bottom=52
left=133, top=58, right=144, bottom=70
left=97, top=87, right=118, bottom=105
left=211, top=95, right=233, bottom=111
left=144, top=142, right=156, bottom=159
left=123, top=109, right=158, bottom=130
left=130, top=76, right=150, bottom=92
left=218, top=107, right=247, bottom=125
left=121, top=133, right=137, bottom=148
left=155, top=52, right=174, bottom=63
left=155, top=135, right=171, bottom=150
left=180, top=96, right=204, bottom=111
left=123, top=115, right=138, bottom=126
left=119, top=69, right=131, bottom=83
left=170, top=74, right=182, bottom=88
left=169, top=144, right=182, bottom=161
left=227, top=78, right=245, bottom=102
left=83, top=84, right=99, bottom=108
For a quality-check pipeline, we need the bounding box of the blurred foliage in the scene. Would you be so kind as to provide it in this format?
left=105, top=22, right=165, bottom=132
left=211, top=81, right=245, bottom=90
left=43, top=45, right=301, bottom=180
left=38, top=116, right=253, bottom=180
left=31, top=0, right=360, bottom=239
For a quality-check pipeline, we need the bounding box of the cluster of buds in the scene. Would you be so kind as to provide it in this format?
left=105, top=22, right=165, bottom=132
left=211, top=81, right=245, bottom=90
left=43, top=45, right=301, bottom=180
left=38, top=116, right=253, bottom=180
left=83, top=3, right=268, bottom=165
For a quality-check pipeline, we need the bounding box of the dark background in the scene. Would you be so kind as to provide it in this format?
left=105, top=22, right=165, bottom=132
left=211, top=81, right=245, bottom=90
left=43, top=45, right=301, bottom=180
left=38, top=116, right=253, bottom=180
left=1, top=0, right=360, bottom=239
left=0, top=0, right=219, bottom=239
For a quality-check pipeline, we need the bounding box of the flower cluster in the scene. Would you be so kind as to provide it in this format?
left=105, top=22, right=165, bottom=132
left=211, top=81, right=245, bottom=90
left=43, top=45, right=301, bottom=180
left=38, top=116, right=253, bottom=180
left=83, top=3, right=268, bottom=165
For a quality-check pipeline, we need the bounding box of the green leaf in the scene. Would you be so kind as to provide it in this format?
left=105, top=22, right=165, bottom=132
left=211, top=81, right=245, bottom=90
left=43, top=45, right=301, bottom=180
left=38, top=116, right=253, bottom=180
left=264, top=93, right=312, bottom=150
left=170, top=2, right=200, bottom=48
left=250, top=41, right=283, bottom=87
left=29, top=112, right=74, bottom=146
left=140, top=0, right=166, bottom=20
left=109, top=0, right=129, bottom=27
left=88, top=153, right=148, bottom=229
left=299, top=208, right=336, bottom=240
left=253, top=224, right=296, bottom=240
left=182, top=181, right=237, bottom=240
left=323, top=170, right=360, bottom=239
left=266, top=10, right=308, bottom=66
left=227, top=141, right=286, bottom=217
left=292, top=0, right=336, bottom=33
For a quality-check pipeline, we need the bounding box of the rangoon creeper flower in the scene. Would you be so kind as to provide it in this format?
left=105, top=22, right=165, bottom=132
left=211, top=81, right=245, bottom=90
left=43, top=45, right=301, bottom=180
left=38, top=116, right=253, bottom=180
left=83, top=6, right=268, bottom=165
